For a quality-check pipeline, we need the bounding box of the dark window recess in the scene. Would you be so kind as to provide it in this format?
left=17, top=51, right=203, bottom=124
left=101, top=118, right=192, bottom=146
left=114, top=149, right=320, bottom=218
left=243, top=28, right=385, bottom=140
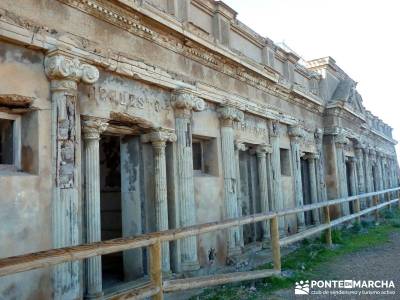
left=192, top=141, right=203, bottom=171
left=0, top=119, right=14, bottom=164
left=280, top=148, right=291, bottom=176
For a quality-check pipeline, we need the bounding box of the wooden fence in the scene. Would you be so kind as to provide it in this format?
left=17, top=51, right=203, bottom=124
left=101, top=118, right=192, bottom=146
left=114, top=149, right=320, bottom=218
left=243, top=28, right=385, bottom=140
left=0, top=188, right=399, bottom=299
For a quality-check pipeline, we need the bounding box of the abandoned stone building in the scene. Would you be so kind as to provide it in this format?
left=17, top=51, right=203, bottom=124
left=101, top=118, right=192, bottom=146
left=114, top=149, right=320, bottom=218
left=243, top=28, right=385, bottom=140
left=0, top=0, right=399, bottom=299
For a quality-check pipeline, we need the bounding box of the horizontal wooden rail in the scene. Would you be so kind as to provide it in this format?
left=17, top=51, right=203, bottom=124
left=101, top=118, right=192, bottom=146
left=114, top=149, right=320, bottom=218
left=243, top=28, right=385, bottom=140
left=0, top=187, right=399, bottom=278
left=108, top=283, right=160, bottom=300
left=280, top=198, right=399, bottom=246
left=163, top=269, right=280, bottom=292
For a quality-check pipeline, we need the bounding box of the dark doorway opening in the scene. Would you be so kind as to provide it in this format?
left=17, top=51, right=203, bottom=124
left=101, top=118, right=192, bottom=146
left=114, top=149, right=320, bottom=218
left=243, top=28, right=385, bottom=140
left=300, top=158, right=312, bottom=225
left=345, top=161, right=354, bottom=213
left=239, top=150, right=263, bottom=245
left=99, top=135, right=123, bottom=287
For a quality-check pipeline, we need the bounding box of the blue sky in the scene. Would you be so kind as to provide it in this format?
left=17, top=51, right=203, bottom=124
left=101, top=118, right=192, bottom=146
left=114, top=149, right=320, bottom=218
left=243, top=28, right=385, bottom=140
left=224, top=0, right=400, bottom=160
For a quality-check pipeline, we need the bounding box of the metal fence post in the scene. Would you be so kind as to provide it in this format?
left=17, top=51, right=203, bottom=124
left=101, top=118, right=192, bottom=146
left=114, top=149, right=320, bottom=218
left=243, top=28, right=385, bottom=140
left=270, top=216, right=281, bottom=272
left=150, top=240, right=163, bottom=300
left=323, top=206, right=332, bottom=247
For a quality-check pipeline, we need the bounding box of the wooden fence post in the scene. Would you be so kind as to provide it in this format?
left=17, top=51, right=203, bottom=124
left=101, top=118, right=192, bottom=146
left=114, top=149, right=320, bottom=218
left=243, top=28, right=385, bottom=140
left=270, top=216, right=281, bottom=272
left=150, top=240, right=163, bottom=300
left=354, top=198, right=361, bottom=223
left=373, top=196, right=379, bottom=222
left=398, top=190, right=400, bottom=210
left=323, top=206, right=332, bottom=247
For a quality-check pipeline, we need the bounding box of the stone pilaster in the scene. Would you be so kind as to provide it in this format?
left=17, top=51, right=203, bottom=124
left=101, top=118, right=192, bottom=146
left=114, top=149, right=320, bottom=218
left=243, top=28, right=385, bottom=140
left=235, top=141, right=247, bottom=248
left=45, top=50, right=99, bottom=300
left=304, top=153, right=320, bottom=225
left=142, top=130, right=177, bottom=272
left=334, top=133, right=350, bottom=215
left=369, top=149, right=377, bottom=192
left=82, top=118, right=108, bottom=299
left=269, top=120, right=285, bottom=235
left=256, top=144, right=272, bottom=240
left=288, top=125, right=305, bottom=231
left=171, top=88, right=204, bottom=271
left=218, top=105, right=244, bottom=257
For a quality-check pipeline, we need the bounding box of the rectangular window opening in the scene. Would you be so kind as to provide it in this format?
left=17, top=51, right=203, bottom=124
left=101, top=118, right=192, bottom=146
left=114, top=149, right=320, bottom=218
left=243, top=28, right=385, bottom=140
left=0, top=119, right=14, bottom=165
left=280, top=148, right=291, bottom=176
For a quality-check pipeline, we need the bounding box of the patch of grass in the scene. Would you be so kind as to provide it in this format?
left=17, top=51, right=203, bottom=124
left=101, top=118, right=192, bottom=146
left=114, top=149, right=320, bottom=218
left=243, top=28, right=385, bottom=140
left=191, top=209, right=400, bottom=300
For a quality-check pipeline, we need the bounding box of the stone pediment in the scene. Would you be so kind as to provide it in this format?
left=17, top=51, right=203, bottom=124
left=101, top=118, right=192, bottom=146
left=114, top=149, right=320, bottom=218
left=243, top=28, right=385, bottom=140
left=330, top=79, right=365, bottom=115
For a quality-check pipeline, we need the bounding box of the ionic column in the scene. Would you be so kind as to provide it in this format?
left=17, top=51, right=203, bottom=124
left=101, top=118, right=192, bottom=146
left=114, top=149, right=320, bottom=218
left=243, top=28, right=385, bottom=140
left=45, top=50, right=99, bottom=299
left=218, top=105, right=244, bottom=257
left=142, top=130, right=177, bottom=272
left=304, top=153, right=320, bottom=225
left=171, top=89, right=205, bottom=271
left=269, top=120, right=285, bottom=235
left=235, top=141, right=247, bottom=248
left=82, top=118, right=108, bottom=299
left=288, top=125, right=305, bottom=231
left=256, top=144, right=272, bottom=240
left=354, top=144, right=366, bottom=194
left=334, top=133, right=350, bottom=215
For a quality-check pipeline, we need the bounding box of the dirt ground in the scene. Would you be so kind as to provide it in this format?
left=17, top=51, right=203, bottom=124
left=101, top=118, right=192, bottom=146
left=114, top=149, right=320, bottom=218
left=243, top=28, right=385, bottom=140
left=271, top=232, right=400, bottom=300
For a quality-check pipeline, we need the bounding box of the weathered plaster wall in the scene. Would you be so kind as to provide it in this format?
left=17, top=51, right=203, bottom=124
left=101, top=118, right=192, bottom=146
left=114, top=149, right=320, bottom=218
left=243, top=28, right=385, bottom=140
left=0, top=43, right=52, bottom=299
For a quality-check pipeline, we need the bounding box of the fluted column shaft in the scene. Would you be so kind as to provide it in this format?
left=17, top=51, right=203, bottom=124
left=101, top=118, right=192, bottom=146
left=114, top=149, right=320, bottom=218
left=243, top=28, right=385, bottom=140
left=376, top=153, right=384, bottom=199
left=83, top=120, right=107, bottom=299
left=256, top=145, right=271, bottom=240
left=154, top=142, right=169, bottom=270
left=289, top=126, right=305, bottom=231
left=142, top=130, right=176, bottom=272
left=218, top=105, right=243, bottom=256
left=269, top=121, right=285, bottom=235
left=348, top=158, right=358, bottom=198
left=235, top=142, right=246, bottom=248
left=175, top=115, right=199, bottom=270
left=171, top=89, right=204, bottom=271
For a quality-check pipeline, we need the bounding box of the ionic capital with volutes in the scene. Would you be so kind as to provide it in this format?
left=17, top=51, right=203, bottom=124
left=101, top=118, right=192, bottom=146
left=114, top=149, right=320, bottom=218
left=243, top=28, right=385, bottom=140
left=288, top=125, right=304, bottom=143
left=314, top=128, right=324, bottom=144
left=217, top=105, right=244, bottom=127
left=45, top=50, right=99, bottom=91
left=235, top=141, right=247, bottom=152
left=255, top=144, right=272, bottom=158
left=303, top=152, right=319, bottom=161
left=268, top=120, right=280, bottom=137
left=171, top=88, right=205, bottom=118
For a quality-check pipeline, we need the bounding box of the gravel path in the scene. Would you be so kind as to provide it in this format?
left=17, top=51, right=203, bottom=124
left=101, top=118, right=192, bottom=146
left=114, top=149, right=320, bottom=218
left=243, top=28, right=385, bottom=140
left=272, top=231, right=400, bottom=300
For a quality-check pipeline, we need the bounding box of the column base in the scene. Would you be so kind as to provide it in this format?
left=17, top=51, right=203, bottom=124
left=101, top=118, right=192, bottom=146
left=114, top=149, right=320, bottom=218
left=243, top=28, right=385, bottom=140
left=181, top=260, right=200, bottom=272
left=261, top=238, right=271, bottom=249
left=227, top=245, right=242, bottom=258
left=297, top=225, right=306, bottom=233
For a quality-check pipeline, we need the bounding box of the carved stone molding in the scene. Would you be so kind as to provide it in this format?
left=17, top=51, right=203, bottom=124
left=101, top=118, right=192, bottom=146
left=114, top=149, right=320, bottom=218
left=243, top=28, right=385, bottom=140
left=171, top=88, right=205, bottom=118
left=303, top=153, right=319, bottom=160
left=218, top=105, right=244, bottom=127
left=45, top=51, right=99, bottom=84
left=82, top=118, right=108, bottom=140
left=288, top=125, right=304, bottom=141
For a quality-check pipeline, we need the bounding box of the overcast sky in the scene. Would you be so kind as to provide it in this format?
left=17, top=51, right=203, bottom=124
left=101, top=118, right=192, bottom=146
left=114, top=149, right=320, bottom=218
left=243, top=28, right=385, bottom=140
left=224, top=0, right=400, bottom=160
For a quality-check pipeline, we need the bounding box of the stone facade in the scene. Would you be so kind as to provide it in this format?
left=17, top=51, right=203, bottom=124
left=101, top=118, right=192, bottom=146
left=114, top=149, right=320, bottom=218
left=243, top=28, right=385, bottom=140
left=0, top=0, right=398, bottom=299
